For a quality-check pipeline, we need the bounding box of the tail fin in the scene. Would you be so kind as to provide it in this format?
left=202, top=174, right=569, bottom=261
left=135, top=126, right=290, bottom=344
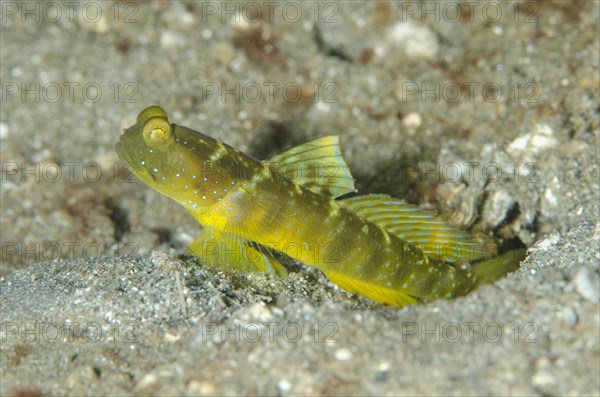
left=471, top=249, right=526, bottom=286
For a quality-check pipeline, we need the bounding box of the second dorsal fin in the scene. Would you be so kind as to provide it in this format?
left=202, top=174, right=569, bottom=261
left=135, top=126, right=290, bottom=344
left=264, top=136, right=356, bottom=198
left=339, top=194, right=488, bottom=263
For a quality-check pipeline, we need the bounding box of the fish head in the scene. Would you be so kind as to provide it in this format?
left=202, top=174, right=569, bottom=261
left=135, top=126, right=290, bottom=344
left=116, top=105, right=175, bottom=187
left=116, top=105, right=246, bottom=210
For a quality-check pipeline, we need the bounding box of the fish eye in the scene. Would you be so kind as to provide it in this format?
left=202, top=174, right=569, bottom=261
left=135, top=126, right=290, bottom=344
left=142, top=117, right=173, bottom=147
left=137, top=105, right=168, bottom=124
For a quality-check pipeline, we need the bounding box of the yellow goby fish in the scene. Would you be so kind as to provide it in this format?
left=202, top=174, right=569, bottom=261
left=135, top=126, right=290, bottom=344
left=116, top=106, right=524, bottom=306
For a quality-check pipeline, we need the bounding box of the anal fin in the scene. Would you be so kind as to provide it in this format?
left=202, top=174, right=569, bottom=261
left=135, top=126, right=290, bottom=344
left=187, top=228, right=288, bottom=277
left=325, top=271, right=418, bottom=307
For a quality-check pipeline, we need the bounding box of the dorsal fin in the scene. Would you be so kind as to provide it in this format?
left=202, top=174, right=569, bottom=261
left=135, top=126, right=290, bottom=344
left=339, top=194, right=487, bottom=263
left=264, top=136, right=356, bottom=198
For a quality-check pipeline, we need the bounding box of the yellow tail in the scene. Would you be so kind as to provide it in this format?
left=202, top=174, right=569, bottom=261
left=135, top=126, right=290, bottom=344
left=471, top=249, right=525, bottom=286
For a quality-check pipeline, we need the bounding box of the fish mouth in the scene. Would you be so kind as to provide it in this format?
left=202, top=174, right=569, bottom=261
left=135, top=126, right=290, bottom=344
left=114, top=140, right=138, bottom=172
left=114, top=141, right=129, bottom=165
left=114, top=138, right=155, bottom=184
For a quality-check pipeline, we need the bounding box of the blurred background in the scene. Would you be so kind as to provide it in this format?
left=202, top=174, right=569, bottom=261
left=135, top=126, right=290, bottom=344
left=2, top=1, right=597, bottom=274
left=1, top=1, right=599, bottom=396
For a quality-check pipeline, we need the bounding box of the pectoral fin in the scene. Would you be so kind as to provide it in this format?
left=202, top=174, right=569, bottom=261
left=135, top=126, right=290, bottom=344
left=187, top=228, right=288, bottom=277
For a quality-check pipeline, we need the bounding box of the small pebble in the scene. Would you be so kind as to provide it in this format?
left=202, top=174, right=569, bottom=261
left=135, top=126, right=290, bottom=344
left=572, top=267, right=599, bottom=303
left=277, top=379, right=292, bottom=393
left=334, top=348, right=353, bottom=361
